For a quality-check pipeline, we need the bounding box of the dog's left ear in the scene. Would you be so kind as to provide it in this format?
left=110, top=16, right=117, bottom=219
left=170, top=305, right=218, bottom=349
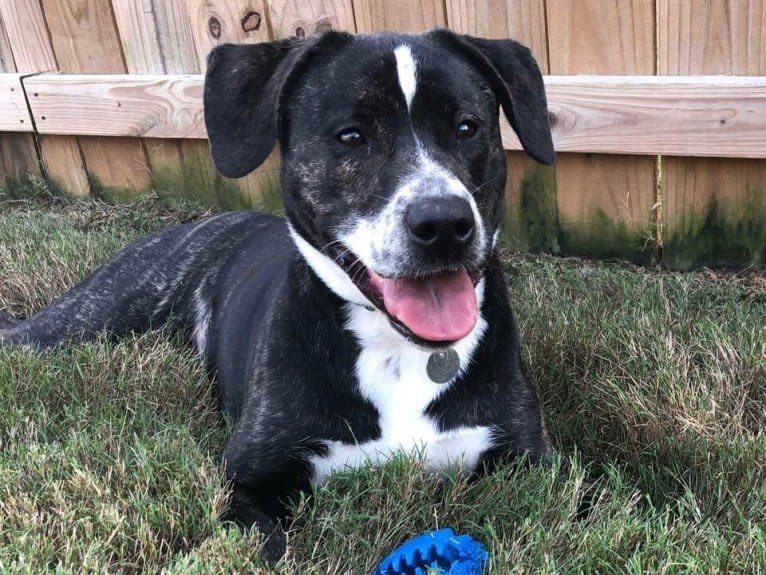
left=204, top=32, right=352, bottom=178
left=430, top=30, right=556, bottom=165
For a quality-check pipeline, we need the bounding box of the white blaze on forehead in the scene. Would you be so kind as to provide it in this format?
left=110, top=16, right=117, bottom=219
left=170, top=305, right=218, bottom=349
left=394, top=44, right=417, bottom=111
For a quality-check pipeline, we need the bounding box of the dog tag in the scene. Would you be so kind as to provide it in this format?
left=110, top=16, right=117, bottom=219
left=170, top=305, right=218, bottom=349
left=426, top=349, right=460, bottom=384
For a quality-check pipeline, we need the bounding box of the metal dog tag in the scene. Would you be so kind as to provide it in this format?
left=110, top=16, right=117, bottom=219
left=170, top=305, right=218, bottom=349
left=426, top=349, right=460, bottom=384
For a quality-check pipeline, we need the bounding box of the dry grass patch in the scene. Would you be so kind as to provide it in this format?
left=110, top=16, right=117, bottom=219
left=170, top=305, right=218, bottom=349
left=0, top=184, right=764, bottom=573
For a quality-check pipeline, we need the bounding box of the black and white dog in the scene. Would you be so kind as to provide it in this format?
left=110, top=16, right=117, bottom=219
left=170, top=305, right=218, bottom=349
left=1, top=29, right=556, bottom=551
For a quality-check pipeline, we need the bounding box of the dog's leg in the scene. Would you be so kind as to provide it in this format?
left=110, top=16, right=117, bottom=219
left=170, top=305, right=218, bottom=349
left=224, top=487, right=288, bottom=562
left=0, top=213, right=258, bottom=349
left=0, top=311, right=20, bottom=329
left=0, top=227, right=193, bottom=348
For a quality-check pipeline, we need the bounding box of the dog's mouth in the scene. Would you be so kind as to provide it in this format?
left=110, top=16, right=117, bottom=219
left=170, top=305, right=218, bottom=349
left=333, top=246, right=483, bottom=346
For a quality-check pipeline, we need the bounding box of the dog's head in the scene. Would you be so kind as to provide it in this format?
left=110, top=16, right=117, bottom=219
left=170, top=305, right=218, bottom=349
left=204, top=30, right=554, bottom=347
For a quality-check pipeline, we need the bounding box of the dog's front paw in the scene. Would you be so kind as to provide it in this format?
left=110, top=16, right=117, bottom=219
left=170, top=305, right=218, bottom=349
left=224, top=488, right=287, bottom=562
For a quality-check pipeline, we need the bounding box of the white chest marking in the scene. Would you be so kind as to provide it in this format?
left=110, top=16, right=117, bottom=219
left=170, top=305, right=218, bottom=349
left=309, top=282, right=494, bottom=485
left=394, top=44, right=417, bottom=111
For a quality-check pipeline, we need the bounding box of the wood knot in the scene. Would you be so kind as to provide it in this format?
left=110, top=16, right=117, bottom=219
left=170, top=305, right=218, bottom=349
left=208, top=16, right=222, bottom=39
left=241, top=11, right=261, bottom=32
left=295, top=26, right=306, bottom=37
left=548, top=111, right=558, bottom=128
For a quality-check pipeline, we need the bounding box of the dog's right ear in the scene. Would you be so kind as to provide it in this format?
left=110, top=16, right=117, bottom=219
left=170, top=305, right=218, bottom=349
left=204, top=34, right=351, bottom=179
left=204, top=41, right=295, bottom=178
left=429, top=30, right=556, bottom=165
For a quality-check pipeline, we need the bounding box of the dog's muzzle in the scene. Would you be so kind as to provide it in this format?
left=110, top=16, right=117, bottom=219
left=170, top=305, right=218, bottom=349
left=335, top=195, right=485, bottom=346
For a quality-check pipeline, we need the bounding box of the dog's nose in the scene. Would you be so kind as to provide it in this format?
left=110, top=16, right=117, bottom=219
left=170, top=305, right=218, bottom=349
left=405, top=196, right=475, bottom=254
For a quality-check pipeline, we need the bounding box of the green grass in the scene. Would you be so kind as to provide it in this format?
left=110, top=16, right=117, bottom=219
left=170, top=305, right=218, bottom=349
left=0, top=182, right=764, bottom=573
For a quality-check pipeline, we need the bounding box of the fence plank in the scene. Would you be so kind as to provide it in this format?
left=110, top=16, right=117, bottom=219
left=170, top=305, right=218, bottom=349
left=0, top=0, right=56, bottom=72
left=113, top=1, right=202, bottom=74
left=659, top=0, right=766, bottom=268
left=267, top=0, right=357, bottom=39
left=146, top=2, right=230, bottom=206
left=444, top=0, right=548, bottom=60
left=112, top=0, right=185, bottom=185
left=501, top=76, right=766, bottom=158
left=22, top=74, right=766, bottom=159
left=26, top=74, right=205, bottom=138
left=0, top=0, right=90, bottom=195
left=0, top=6, right=38, bottom=184
left=0, top=74, right=33, bottom=132
left=112, top=0, right=165, bottom=73
left=186, top=0, right=271, bottom=71
left=0, top=9, right=13, bottom=71
left=353, top=0, right=446, bottom=33
left=658, top=0, right=765, bottom=75
left=40, top=0, right=150, bottom=196
left=0, top=130, right=41, bottom=184
left=112, top=0, right=219, bottom=204
left=547, top=0, right=654, bottom=75
left=0, top=6, right=41, bottom=183
left=545, top=0, right=656, bottom=262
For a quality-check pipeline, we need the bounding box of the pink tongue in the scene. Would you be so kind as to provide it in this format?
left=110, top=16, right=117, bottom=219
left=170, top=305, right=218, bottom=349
left=375, top=271, right=478, bottom=342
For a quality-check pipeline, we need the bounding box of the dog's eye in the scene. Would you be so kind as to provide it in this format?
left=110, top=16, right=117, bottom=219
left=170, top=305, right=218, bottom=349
left=336, top=128, right=366, bottom=147
left=456, top=120, right=478, bottom=140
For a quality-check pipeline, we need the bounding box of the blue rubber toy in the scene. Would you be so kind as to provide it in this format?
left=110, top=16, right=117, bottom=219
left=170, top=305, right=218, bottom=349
left=372, top=528, right=489, bottom=575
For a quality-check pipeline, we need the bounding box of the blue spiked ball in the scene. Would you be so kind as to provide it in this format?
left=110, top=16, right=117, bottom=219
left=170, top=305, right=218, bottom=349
left=372, top=528, right=489, bottom=575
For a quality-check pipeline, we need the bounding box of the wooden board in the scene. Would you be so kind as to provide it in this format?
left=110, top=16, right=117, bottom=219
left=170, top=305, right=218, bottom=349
left=0, top=0, right=89, bottom=195
left=111, top=0, right=225, bottom=205
left=547, top=0, right=655, bottom=75
left=658, top=0, right=766, bottom=75
left=112, top=0, right=186, bottom=196
left=662, top=156, right=766, bottom=268
left=25, top=74, right=205, bottom=138
left=0, top=8, right=14, bottom=72
left=658, top=0, right=766, bottom=268
left=445, top=0, right=549, bottom=65
left=0, top=131, right=41, bottom=182
left=545, top=0, right=657, bottom=262
left=267, top=0, right=357, bottom=39
left=0, top=74, right=33, bottom=132
left=112, top=0, right=201, bottom=74
left=40, top=0, right=150, bottom=195
left=186, top=0, right=271, bottom=72
left=0, top=5, right=40, bottom=181
left=352, top=0, right=446, bottom=33
left=23, top=73, right=766, bottom=159
left=501, top=76, right=766, bottom=158
left=0, top=0, right=58, bottom=73
left=555, top=153, right=657, bottom=257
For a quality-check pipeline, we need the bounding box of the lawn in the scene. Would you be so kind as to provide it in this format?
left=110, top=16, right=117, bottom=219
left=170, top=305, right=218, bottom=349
left=0, top=181, right=764, bottom=574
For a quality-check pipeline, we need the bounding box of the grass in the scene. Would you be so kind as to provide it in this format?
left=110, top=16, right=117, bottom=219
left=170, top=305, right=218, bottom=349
left=0, top=179, right=764, bottom=573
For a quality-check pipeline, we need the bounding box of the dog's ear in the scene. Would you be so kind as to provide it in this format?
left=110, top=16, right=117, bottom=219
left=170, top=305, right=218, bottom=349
left=204, top=33, right=351, bottom=178
left=204, top=40, right=296, bottom=178
left=430, top=30, right=556, bottom=165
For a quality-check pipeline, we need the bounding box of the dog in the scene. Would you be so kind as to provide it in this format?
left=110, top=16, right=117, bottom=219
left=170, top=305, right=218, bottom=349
left=0, top=28, right=556, bottom=556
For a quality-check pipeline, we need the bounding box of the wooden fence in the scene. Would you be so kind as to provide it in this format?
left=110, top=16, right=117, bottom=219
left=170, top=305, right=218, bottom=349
left=0, top=0, right=764, bottom=268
